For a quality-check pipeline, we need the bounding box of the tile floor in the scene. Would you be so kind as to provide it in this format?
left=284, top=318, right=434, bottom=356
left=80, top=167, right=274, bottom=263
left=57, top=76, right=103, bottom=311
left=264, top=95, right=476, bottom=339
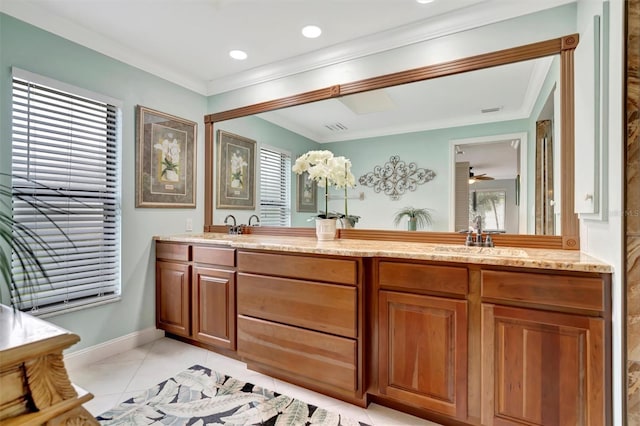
left=67, top=337, right=442, bottom=426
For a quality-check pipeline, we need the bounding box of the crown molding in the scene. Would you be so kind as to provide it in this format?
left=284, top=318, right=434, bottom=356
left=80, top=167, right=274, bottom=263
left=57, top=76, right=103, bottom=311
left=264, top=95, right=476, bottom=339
left=0, top=1, right=208, bottom=95
left=205, top=0, right=574, bottom=95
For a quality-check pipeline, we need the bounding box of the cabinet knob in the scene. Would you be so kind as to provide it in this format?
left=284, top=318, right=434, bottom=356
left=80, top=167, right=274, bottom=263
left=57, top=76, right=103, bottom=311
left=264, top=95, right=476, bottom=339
left=585, top=193, right=594, bottom=201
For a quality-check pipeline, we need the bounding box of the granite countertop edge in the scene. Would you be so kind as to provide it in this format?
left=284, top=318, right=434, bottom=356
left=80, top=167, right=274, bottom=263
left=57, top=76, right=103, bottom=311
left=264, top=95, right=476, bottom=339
left=154, top=233, right=613, bottom=274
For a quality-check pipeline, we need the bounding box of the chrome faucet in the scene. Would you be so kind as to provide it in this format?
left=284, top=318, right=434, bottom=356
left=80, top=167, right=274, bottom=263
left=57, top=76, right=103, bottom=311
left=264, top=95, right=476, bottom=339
left=474, top=215, right=483, bottom=244
left=224, top=214, right=236, bottom=227
left=465, top=215, right=494, bottom=247
left=248, top=214, right=260, bottom=226
left=224, top=214, right=240, bottom=234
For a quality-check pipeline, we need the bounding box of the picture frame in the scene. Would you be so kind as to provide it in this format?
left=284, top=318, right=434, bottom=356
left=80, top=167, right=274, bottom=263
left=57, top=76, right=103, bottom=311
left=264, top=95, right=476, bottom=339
left=216, top=130, right=256, bottom=209
left=296, top=172, right=318, bottom=213
left=135, top=106, right=197, bottom=208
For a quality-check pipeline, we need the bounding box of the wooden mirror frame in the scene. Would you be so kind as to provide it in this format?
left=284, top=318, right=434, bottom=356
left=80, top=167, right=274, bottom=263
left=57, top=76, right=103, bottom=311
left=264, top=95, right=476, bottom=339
left=204, top=34, right=580, bottom=250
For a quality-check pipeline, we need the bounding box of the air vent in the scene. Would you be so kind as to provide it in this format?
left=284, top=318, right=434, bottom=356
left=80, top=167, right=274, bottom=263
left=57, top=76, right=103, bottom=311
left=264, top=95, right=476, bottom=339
left=324, top=122, right=348, bottom=131
left=481, top=106, right=502, bottom=114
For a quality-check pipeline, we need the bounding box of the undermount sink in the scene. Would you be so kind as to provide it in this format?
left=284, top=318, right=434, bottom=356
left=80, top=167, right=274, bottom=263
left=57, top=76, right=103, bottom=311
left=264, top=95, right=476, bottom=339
left=433, top=245, right=529, bottom=258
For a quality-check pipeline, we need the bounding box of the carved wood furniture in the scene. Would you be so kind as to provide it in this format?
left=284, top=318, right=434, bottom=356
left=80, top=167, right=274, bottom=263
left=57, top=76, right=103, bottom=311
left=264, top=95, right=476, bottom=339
left=0, top=305, right=98, bottom=425
left=155, top=236, right=612, bottom=425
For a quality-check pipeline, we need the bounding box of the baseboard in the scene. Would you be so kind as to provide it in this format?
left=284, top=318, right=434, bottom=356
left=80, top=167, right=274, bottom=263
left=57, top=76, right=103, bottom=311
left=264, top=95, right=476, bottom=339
left=64, top=327, right=165, bottom=370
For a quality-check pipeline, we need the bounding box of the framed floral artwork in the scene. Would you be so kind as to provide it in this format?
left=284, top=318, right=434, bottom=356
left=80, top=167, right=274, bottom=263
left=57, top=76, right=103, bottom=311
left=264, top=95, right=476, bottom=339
left=216, top=130, right=256, bottom=209
left=296, top=172, right=317, bottom=212
left=135, top=106, right=197, bottom=208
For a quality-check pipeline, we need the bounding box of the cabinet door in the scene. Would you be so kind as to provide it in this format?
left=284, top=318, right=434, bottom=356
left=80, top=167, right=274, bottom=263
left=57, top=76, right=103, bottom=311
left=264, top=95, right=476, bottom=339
left=192, top=267, right=236, bottom=350
left=379, top=290, right=467, bottom=419
left=481, top=304, right=606, bottom=426
left=156, top=261, right=191, bottom=337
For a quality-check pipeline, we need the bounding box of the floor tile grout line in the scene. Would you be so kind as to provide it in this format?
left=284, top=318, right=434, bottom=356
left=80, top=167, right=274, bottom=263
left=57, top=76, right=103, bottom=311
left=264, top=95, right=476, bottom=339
left=116, top=337, right=159, bottom=401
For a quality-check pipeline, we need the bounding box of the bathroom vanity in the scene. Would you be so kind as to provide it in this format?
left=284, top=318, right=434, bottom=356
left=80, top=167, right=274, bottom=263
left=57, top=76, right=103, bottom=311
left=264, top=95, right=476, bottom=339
left=155, top=233, right=612, bottom=426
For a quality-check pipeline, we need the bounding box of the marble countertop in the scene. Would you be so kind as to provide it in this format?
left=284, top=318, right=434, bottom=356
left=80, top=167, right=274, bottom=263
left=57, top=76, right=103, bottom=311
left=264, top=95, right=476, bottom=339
left=154, top=233, right=613, bottom=274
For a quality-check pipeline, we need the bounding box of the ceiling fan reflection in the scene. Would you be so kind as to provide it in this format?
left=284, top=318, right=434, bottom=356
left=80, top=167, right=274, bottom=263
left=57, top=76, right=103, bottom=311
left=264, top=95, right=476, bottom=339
left=469, top=167, right=494, bottom=184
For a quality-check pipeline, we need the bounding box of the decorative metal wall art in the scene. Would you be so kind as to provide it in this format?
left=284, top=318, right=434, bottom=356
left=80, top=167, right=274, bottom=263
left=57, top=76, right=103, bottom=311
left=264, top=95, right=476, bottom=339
left=358, top=155, right=436, bottom=201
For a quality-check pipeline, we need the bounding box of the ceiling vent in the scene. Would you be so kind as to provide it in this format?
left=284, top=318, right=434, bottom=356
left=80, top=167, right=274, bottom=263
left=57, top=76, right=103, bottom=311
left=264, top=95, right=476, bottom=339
left=324, top=122, right=349, bottom=131
left=481, top=106, right=503, bottom=114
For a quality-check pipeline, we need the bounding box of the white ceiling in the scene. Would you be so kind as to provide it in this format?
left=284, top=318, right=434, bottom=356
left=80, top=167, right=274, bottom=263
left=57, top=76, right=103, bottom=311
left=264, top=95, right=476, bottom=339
left=456, top=139, right=520, bottom=180
left=1, top=0, right=574, bottom=95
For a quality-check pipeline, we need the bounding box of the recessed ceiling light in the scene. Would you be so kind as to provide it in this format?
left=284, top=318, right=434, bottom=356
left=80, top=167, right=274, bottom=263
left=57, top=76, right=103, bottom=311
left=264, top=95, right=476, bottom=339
left=416, top=0, right=435, bottom=3
left=302, top=25, right=322, bottom=39
left=229, top=50, right=247, bottom=60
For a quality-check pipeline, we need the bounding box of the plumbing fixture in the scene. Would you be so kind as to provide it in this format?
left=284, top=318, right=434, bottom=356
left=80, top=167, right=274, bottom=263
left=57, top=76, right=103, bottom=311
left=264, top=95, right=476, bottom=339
left=224, top=215, right=241, bottom=235
left=224, top=214, right=236, bottom=227
left=464, top=216, right=494, bottom=247
left=248, top=214, right=261, bottom=226
left=464, top=230, right=494, bottom=247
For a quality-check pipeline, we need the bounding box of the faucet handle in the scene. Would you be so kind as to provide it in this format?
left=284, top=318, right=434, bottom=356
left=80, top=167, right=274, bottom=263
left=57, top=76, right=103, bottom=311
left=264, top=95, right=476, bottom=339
left=465, top=231, right=474, bottom=246
left=484, top=234, right=494, bottom=247
left=475, top=231, right=483, bottom=244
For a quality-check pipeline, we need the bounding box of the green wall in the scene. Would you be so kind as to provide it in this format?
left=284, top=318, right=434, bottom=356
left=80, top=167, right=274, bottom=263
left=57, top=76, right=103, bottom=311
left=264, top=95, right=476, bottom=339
left=0, top=13, right=207, bottom=351
left=325, top=120, right=530, bottom=230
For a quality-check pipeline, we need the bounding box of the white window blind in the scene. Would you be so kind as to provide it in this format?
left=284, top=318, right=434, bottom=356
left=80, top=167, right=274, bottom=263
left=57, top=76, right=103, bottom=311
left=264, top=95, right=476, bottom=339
left=259, top=146, right=291, bottom=227
left=10, top=75, right=121, bottom=315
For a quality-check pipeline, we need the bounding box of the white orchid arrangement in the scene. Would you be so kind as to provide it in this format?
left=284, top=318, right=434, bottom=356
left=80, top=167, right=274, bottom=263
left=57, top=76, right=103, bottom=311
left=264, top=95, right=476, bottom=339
left=292, top=150, right=356, bottom=219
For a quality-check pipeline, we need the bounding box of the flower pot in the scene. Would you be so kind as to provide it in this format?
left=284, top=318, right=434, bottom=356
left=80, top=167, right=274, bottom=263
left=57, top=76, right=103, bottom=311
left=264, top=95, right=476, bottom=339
left=408, top=217, right=417, bottom=231
left=341, top=218, right=354, bottom=229
left=315, top=218, right=337, bottom=240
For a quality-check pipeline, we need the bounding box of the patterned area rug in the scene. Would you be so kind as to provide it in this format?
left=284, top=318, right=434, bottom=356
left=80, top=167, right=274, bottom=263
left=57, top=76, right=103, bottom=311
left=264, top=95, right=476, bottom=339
left=97, top=364, right=370, bottom=425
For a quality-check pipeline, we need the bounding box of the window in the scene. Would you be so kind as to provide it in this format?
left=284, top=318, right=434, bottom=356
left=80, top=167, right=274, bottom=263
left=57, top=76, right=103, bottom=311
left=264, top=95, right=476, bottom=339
left=10, top=70, right=121, bottom=315
left=259, top=146, right=291, bottom=226
left=469, top=189, right=506, bottom=232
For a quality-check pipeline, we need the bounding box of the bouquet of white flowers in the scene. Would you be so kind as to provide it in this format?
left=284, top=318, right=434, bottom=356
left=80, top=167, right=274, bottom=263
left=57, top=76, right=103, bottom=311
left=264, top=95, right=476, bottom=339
left=292, top=150, right=356, bottom=219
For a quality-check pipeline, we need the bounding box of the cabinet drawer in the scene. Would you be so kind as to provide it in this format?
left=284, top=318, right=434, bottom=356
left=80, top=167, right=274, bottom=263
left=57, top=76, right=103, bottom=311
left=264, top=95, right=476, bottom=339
left=156, top=242, right=190, bottom=262
left=481, top=270, right=605, bottom=313
left=238, top=273, right=357, bottom=338
left=238, top=251, right=357, bottom=285
left=193, top=245, right=235, bottom=267
left=237, top=315, right=357, bottom=392
left=379, top=261, right=468, bottom=296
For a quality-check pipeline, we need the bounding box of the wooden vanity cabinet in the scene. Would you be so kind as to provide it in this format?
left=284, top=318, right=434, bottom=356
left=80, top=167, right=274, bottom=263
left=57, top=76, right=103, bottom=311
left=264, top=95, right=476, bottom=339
left=375, top=260, right=469, bottom=421
left=156, top=242, right=191, bottom=337
left=155, top=242, right=237, bottom=350
left=480, top=269, right=610, bottom=426
left=236, top=250, right=365, bottom=405
left=155, top=239, right=612, bottom=426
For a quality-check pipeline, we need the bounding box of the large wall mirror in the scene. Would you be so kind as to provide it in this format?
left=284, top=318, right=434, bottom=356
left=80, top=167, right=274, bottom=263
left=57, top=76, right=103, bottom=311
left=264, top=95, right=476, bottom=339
left=205, top=34, right=579, bottom=250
